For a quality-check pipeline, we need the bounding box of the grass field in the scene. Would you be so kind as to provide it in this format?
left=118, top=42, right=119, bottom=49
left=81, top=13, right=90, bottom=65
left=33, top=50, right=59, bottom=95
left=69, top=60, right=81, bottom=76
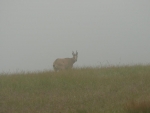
left=0, top=65, right=150, bottom=113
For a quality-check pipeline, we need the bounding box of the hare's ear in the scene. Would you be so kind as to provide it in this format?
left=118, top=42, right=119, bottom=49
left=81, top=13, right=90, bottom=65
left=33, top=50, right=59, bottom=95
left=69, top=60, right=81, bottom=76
left=76, top=51, right=78, bottom=55
left=72, top=51, right=74, bottom=55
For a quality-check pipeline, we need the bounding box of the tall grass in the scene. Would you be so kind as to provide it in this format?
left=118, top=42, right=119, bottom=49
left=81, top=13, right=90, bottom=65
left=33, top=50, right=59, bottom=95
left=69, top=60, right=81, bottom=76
left=0, top=65, right=150, bottom=113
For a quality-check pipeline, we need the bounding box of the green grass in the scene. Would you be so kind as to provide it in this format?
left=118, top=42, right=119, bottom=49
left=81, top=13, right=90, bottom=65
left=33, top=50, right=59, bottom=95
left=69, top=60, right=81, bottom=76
left=0, top=65, right=150, bottom=113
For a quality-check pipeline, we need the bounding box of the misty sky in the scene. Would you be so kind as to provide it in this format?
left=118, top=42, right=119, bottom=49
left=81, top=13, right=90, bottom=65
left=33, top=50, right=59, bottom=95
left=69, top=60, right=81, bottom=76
left=0, top=0, right=150, bottom=73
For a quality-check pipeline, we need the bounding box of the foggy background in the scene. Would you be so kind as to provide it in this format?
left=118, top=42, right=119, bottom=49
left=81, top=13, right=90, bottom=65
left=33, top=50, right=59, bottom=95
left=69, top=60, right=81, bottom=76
left=0, top=0, right=150, bottom=73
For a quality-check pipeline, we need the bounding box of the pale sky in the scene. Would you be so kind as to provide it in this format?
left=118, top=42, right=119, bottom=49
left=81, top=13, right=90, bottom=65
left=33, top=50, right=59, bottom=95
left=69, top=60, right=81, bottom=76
left=0, top=0, right=150, bottom=73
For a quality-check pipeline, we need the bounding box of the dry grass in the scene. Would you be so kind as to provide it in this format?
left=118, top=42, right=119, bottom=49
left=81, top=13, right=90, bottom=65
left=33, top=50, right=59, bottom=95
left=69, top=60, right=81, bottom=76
left=0, top=65, right=150, bottom=113
left=124, top=100, right=150, bottom=113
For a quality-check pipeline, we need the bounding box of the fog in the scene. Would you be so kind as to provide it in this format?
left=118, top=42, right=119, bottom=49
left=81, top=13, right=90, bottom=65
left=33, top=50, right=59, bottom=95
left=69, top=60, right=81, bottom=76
left=0, top=0, right=150, bottom=73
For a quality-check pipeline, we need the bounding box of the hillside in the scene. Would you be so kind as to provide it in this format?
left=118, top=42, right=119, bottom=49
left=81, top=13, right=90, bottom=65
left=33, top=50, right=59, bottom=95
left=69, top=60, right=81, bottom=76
left=0, top=65, right=150, bottom=113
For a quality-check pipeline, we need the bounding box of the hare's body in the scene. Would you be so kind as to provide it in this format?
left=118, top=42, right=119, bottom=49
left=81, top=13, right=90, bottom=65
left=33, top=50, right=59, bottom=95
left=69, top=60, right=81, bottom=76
left=53, top=51, right=78, bottom=71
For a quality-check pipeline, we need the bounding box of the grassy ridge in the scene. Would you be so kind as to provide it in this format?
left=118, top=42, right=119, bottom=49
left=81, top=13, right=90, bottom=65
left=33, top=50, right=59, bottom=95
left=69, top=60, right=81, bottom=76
left=0, top=65, right=150, bottom=113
